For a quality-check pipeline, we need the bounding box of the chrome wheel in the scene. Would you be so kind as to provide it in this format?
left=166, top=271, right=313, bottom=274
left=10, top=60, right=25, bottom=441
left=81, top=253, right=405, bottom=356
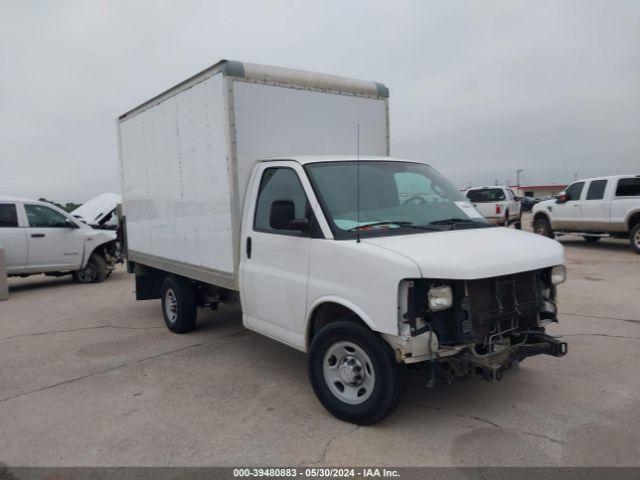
left=634, top=228, right=640, bottom=248
left=323, top=341, right=375, bottom=405
left=164, top=288, right=178, bottom=324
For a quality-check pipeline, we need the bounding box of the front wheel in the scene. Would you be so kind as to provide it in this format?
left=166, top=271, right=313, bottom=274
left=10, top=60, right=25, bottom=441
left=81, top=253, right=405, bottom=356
left=73, top=253, right=109, bottom=283
left=630, top=223, right=640, bottom=254
left=308, top=321, right=405, bottom=425
left=534, top=217, right=554, bottom=238
left=161, top=276, right=197, bottom=333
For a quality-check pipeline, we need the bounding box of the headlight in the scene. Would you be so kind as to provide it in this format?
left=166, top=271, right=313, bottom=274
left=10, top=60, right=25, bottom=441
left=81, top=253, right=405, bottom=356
left=551, top=265, right=566, bottom=285
left=427, top=285, right=453, bottom=311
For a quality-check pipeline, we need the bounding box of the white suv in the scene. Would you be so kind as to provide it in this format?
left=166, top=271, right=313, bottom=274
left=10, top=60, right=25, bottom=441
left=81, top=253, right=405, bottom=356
left=0, top=196, right=119, bottom=282
left=532, top=175, right=640, bottom=254
left=465, top=186, right=522, bottom=228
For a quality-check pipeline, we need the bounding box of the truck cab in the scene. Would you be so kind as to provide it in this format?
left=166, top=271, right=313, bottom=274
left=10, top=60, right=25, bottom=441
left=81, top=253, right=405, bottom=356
left=0, top=196, right=119, bottom=282
left=532, top=175, right=640, bottom=253
left=234, top=157, right=567, bottom=423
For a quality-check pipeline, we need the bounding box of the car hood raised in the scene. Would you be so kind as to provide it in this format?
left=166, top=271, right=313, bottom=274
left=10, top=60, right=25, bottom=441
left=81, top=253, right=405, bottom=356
left=363, top=227, right=564, bottom=279
left=71, top=193, right=121, bottom=226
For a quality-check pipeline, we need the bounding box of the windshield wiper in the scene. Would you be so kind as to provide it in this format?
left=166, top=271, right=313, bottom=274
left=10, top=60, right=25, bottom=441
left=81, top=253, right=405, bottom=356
left=348, top=221, right=439, bottom=232
left=427, top=218, right=492, bottom=230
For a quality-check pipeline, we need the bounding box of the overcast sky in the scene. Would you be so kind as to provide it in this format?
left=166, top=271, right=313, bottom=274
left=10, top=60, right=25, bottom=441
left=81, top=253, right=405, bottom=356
left=1, top=0, right=639, bottom=202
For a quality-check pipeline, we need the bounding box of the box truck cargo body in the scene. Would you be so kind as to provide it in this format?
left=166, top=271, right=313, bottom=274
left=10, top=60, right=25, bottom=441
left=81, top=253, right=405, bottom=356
left=119, top=60, right=568, bottom=424
left=119, top=60, right=389, bottom=290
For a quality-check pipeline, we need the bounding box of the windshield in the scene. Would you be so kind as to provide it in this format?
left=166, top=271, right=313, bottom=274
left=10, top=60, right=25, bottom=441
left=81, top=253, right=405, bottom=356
left=466, top=188, right=506, bottom=202
left=305, top=161, right=488, bottom=238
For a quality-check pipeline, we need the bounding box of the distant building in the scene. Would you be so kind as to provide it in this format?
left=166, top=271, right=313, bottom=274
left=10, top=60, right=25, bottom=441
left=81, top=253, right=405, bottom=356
left=513, top=184, right=567, bottom=199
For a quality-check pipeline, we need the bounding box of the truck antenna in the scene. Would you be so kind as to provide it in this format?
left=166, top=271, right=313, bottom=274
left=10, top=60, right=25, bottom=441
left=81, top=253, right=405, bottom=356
left=356, top=123, right=361, bottom=243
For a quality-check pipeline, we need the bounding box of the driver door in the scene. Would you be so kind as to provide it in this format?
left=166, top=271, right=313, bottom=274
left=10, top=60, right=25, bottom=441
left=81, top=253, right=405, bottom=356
left=24, top=203, right=85, bottom=271
left=553, top=181, right=584, bottom=230
left=239, top=163, right=316, bottom=349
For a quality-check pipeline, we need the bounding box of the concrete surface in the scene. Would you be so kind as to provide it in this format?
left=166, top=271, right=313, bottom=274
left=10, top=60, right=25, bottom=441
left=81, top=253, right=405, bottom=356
left=1, top=217, right=639, bottom=467
left=0, top=248, right=8, bottom=301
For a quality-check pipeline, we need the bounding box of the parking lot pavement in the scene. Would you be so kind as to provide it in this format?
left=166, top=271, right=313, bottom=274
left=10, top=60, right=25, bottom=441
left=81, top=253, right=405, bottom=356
left=1, top=227, right=639, bottom=467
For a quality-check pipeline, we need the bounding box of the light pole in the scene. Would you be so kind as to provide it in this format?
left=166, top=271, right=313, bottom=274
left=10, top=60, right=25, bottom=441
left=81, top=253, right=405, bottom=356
left=516, top=169, right=523, bottom=196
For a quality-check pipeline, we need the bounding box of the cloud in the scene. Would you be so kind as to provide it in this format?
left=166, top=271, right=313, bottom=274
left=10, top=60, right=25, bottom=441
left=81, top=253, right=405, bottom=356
left=1, top=0, right=639, bottom=201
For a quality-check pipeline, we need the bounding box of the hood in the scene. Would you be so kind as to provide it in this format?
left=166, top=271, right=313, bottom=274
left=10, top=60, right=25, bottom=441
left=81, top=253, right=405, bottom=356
left=532, top=198, right=556, bottom=214
left=363, top=227, right=564, bottom=279
left=72, top=193, right=121, bottom=226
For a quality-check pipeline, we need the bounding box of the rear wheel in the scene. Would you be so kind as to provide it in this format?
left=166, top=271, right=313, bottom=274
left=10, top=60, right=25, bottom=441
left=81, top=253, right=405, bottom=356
left=583, top=235, right=601, bottom=243
left=73, top=253, right=109, bottom=283
left=308, top=321, right=405, bottom=425
left=161, top=276, right=197, bottom=333
left=630, top=223, right=640, bottom=254
left=534, top=217, right=554, bottom=238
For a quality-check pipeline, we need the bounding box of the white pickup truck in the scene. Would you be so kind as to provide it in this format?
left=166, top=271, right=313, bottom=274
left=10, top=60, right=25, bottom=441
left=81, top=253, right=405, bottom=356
left=0, top=196, right=119, bottom=282
left=532, top=175, right=640, bottom=254
left=465, top=186, right=522, bottom=228
left=119, top=60, right=568, bottom=424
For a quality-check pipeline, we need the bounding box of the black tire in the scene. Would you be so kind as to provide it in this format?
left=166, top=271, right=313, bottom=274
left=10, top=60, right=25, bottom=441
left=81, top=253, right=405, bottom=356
left=73, top=253, right=109, bottom=284
left=630, top=223, right=640, bottom=254
left=161, top=276, right=197, bottom=333
left=514, top=214, right=522, bottom=230
left=534, top=217, right=554, bottom=239
left=503, top=211, right=509, bottom=227
left=583, top=235, right=601, bottom=243
left=308, top=321, right=406, bottom=425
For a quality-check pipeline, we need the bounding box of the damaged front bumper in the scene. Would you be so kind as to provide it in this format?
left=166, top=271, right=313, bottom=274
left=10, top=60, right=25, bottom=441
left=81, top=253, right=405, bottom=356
left=389, top=267, right=568, bottom=383
left=439, top=331, right=568, bottom=382
left=384, top=330, right=567, bottom=383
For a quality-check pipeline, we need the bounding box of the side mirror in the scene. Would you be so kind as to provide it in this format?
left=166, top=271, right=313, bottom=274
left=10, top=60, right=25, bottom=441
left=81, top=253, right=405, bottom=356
left=556, top=192, right=568, bottom=204
left=55, top=219, right=78, bottom=228
left=269, top=199, right=309, bottom=233
left=270, top=200, right=296, bottom=230
left=288, top=218, right=310, bottom=232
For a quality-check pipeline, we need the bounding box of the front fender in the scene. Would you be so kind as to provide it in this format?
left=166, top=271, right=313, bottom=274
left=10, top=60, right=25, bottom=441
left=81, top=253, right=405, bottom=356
left=81, top=231, right=117, bottom=268
left=305, top=295, right=378, bottom=349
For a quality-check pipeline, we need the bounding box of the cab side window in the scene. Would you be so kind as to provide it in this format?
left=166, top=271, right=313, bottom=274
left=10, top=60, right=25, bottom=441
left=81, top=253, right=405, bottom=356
left=24, top=204, right=70, bottom=228
left=586, top=180, right=607, bottom=200
left=615, top=178, right=640, bottom=197
left=565, top=182, right=584, bottom=201
left=254, top=168, right=308, bottom=234
left=0, top=204, right=18, bottom=228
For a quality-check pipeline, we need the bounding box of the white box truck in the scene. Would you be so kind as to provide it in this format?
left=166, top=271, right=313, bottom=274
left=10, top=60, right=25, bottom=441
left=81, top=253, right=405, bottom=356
left=119, top=60, right=568, bottom=424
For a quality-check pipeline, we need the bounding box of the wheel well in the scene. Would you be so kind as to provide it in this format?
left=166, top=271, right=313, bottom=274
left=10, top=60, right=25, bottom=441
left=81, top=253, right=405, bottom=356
left=306, top=302, right=368, bottom=348
left=628, top=212, right=640, bottom=230
left=533, top=212, right=549, bottom=224
left=88, top=240, right=116, bottom=259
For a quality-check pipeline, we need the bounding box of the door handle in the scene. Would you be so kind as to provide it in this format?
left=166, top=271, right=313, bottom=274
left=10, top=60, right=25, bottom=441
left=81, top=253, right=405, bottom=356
left=31, top=233, right=45, bottom=238
left=246, top=237, right=252, bottom=259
